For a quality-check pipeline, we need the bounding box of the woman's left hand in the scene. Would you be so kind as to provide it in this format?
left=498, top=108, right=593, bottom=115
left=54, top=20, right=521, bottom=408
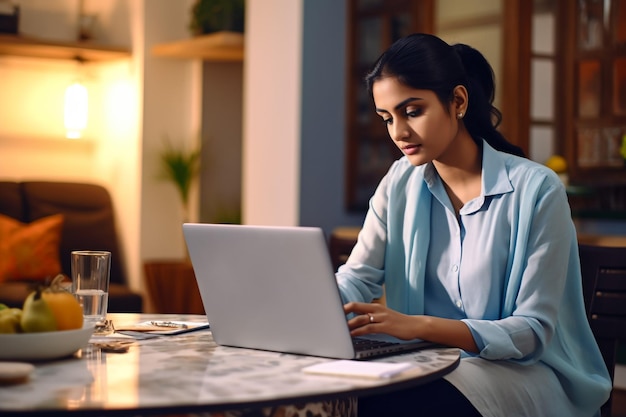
left=344, top=301, right=421, bottom=340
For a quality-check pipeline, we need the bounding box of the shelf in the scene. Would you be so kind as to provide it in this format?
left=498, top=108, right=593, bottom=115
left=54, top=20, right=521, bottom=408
left=0, top=34, right=130, bottom=62
left=151, top=31, right=244, bottom=62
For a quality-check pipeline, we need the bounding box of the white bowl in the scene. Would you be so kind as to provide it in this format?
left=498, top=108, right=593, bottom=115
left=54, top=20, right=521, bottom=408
left=0, top=326, right=94, bottom=360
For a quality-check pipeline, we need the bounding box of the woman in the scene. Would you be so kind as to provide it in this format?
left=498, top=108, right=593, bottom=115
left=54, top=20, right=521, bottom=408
left=337, top=33, right=611, bottom=417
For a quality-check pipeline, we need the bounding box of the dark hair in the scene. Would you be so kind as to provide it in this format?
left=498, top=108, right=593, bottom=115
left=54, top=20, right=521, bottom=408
left=365, top=33, right=525, bottom=158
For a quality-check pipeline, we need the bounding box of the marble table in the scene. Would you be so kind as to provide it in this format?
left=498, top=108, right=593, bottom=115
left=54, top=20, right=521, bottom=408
left=0, top=313, right=460, bottom=416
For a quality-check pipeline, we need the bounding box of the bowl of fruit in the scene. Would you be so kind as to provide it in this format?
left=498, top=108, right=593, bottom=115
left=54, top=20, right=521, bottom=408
left=0, top=275, right=94, bottom=360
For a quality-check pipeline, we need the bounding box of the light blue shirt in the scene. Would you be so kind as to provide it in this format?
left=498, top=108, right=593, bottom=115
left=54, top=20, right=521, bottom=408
left=336, top=141, right=611, bottom=416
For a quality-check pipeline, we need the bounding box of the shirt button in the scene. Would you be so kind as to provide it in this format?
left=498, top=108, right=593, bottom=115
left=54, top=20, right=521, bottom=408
left=456, top=300, right=463, bottom=308
left=452, top=264, right=459, bottom=272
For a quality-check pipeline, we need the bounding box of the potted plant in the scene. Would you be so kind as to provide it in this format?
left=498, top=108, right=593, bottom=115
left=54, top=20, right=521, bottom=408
left=145, top=139, right=201, bottom=309
left=188, top=0, right=245, bottom=36
left=158, top=138, right=201, bottom=224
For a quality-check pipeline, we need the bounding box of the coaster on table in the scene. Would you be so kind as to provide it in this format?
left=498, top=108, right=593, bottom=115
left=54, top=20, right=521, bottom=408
left=0, top=362, right=35, bottom=385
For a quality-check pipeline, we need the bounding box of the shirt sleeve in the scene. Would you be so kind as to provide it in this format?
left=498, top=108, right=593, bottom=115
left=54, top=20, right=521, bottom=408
left=336, top=172, right=390, bottom=304
left=462, top=173, right=574, bottom=363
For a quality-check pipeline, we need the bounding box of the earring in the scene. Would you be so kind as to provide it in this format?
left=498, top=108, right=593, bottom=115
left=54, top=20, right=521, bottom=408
left=457, top=112, right=464, bottom=119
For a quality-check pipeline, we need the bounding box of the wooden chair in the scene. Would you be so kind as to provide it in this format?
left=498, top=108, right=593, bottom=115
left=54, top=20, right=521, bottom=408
left=143, top=260, right=205, bottom=314
left=579, top=243, right=626, bottom=417
left=328, top=227, right=361, bottom=271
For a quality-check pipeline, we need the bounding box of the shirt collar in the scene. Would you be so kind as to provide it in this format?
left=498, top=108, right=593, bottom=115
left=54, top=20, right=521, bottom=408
left=481, top=140, right=514, bottom=197
left=422, top=139, right=514, bottom=205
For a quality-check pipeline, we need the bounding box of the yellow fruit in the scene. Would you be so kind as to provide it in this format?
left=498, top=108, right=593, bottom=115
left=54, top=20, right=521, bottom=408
left=545, top=155, right=567, bottom=173
left=0, top=308, right=22, bottom=333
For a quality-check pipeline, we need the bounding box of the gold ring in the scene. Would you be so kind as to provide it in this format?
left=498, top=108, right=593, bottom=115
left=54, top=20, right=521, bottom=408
left=368, top=313, right=374, bottom=323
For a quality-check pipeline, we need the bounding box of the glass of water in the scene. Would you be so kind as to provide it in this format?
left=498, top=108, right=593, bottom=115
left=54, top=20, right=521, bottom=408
left=71, top=250, right=111, bottom=332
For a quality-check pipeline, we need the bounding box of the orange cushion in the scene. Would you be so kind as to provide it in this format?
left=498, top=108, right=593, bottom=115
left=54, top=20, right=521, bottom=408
left=0, top=214, right=64, bottom=282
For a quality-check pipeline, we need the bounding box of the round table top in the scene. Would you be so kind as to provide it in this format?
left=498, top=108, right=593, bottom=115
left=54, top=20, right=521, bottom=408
left=0, top=313, right=460, bottom=416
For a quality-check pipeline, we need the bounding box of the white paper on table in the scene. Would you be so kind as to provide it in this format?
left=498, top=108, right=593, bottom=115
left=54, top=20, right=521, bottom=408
left=302, top=360, right=416, bottom=379
left=114, top=321, right=210, bottom=335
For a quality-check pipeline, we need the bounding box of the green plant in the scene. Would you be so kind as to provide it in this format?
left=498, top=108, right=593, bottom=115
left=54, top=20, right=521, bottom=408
left=158, top=138, right=201, bottom=222
left=189, top=0, right=245, bottom=36
left=621, top=134, right=626, bottom=161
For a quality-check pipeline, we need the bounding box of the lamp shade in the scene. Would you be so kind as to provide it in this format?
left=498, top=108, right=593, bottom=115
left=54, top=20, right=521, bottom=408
left=64, top=82, right=88, bottom=139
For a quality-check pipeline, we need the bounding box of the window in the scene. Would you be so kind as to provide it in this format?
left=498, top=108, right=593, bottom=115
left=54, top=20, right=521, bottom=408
left=345, top=0, right=434, bottom=212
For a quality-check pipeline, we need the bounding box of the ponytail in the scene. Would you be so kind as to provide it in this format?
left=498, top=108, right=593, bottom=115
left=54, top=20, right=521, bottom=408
left=452, top=44, right=525, bottom=157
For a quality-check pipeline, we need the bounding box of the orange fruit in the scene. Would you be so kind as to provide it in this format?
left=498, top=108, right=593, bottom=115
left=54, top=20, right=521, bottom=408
left=545, top=155, right=567, bottom=173
left=41, top=275, right=84, bottom=331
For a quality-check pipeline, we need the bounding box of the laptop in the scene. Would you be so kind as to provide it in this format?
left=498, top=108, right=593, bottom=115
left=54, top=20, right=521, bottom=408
left=183, top=223, right=433, bottom=359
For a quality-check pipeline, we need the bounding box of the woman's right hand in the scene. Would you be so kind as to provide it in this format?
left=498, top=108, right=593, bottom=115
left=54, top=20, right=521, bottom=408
left=344, top=301, right=422, bottom=340
left=344, top=301, right=479, bottom=353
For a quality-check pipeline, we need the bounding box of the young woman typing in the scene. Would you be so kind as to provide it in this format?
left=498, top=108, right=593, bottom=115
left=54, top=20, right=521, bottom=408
left=337, top=33, right=611, bottom=417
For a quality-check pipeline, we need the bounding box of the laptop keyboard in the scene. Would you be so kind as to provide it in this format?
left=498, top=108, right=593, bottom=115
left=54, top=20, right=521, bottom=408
left=352, top=336, right=399, bottom=351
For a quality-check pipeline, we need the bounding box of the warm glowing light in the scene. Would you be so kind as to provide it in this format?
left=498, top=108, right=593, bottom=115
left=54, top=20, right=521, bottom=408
left=64, top=82, right=88, bottom=139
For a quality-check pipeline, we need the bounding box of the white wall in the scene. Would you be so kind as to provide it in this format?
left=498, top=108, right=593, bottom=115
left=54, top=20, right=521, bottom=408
left=242, top=0, right=365, bottom=234
left=242, top=0, right=303, bottom=226
left=140, top=0, right=200, bottom=263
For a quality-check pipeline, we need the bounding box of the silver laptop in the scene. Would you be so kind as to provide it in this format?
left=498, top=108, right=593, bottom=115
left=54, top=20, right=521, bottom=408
left=183, top=223, right=433, bottom=359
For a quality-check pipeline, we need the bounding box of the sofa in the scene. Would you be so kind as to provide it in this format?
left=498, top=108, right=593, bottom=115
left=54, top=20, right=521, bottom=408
left=0, top=181, right=143, bottom=312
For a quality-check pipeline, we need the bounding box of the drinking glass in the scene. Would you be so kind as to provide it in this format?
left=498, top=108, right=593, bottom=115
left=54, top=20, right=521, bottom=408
left=71, top=250, right=111, bottom=328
